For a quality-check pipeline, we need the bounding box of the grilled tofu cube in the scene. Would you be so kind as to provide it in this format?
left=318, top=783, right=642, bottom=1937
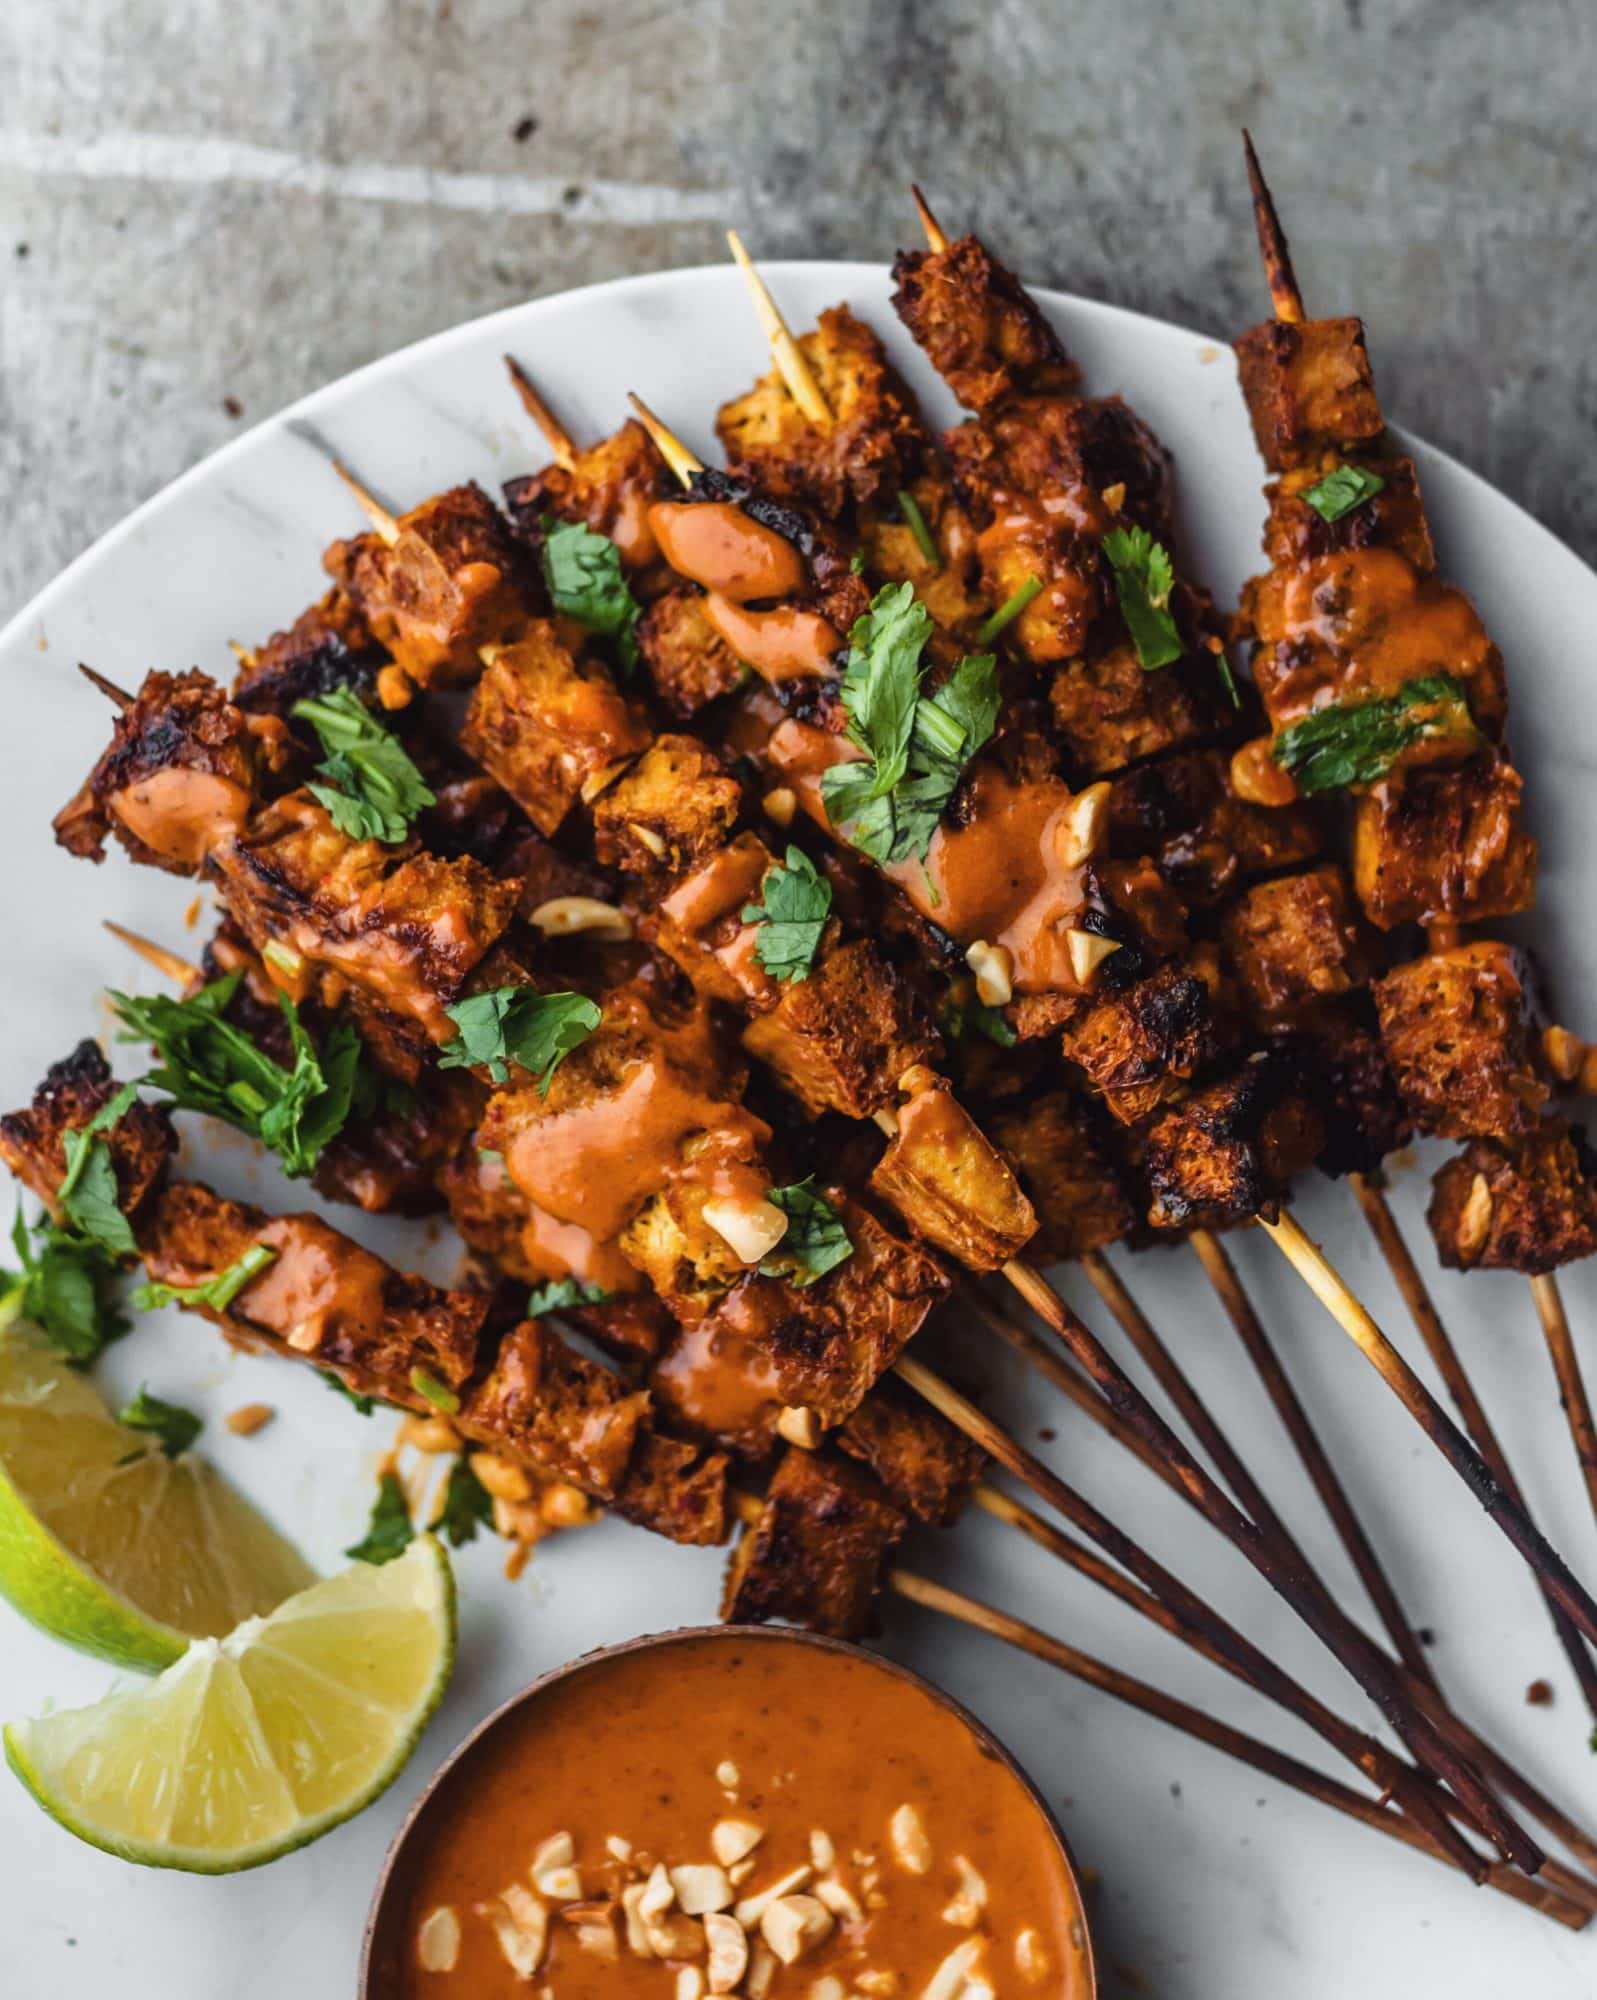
left=986, top=1090, right=1134, bottom=1258
left=614, top=1430, right=730, bottom=1545
left=945, top=392, right=1172, bottom=538
left=1108, top=746, right=1322, bottom=910
left=462, top=621, right=653, bottom=836
left=1143, top=1050, right=1325, bottom=1231
left=1233, top=315, right=1385, bottom=472
left=590, top=733, right=743, bottom=878
left=891, top=235, right=1077, bottom=412
left=1372, top=941, right=1547, bottom=1142
left=1353, top=756, right=1537, bottom=930
left=870, top=1066, right=1036, bottom=1269
left=1222, top=865, right=1380, bottom=1029
left=857, top=474, right=988, bottom=641
left=742, top=938, right=941, bottom=1121
left=620, top=1179, right=764, bottom=1314
left=837, top=1376, right=985, bottom=1526
left=462, top=1317, right=651, bottom=1500
left=1260, top=454, right=1436, bottom=578
left=1049, top=644, right=1226, bottom=776
left=233, top=589, right=382, bottom=718
left=648, top=833, right=780, bottom=1009
left=636, top=587, right=748, bottom=718
left=1061, top=961, right=1238, bottom=1126
left=503, top=417, right=675, bottom=581
left=1289, top=1005, right=1412, bottom=1179
left=975, top=508, right=1102, bottom=663
left=1429, top=1121, right=1597, bottom=1276
left=722, top=1448, right=908, bottom=1637
left=0, top=1041, right=176, bottom=1227
left=324, top=482, right=526, bottom=698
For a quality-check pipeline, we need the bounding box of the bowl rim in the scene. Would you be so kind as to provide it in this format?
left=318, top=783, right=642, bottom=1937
left=360, top=1620, right=1098, bottom=1996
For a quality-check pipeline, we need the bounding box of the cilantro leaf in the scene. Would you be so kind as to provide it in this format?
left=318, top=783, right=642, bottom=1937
left=942, top=993, right=1017, bottom=1049
left=742, top=845, right=833, bottom=983
left=527, top=1277, right=614, bottom=1317
left=292, top=688, right=436, bottom=843
left=117, top=1388, right=202, bottom=1459
left=112, top=975, right=366, bottom=1179
left=542, top=520, right=642, bottom=674
left=1302, top=462, right=1386, bottom=524
left=1273, top=675, right=1480, bottom=795
left=133, top=1243, right=276, bottom=1315
left=410, top=1367, right=460, bottom=1415
left=58, top=1133, right=137, bottom=1259
left=346, top=1472, right=416, bottom=1566
left=1, top=1206, right=128, bottom=1364
left=839, top=581, right=934, bottom=799
left=914, top=652, right=999, bottom=773
left=436, top=1455, right=494, bottom=1549
left=1102, top=526, right=1183, bottom=671
left=439, top=987, right=601, bottom=1091
left=758, top=1179, right=854, bottom=1288
left=323, top=1371, right=377, bottom=1416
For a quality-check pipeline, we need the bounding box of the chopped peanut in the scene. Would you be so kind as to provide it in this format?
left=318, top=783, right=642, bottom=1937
left=224, top=1403, right=274, bottom=1437
left=711, top=1818, right=764, bottom=1867
left=704, top=1910, right=749, bottom=1994
left=759, top=1892, right=833, bottom=1965
left=888, top=1803, right=932, bottom=1875
left=415, top=1905, right=460, bottom=1973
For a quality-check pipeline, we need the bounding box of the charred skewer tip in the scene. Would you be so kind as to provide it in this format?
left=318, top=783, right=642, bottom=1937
left=1241, top=130, right=1305, bottom=325
left=910, top=183, right=950, bottom=256
left=78, top=663, right=134, bottom=710
left=725, top=229, right=832, bottom=426
left=503, top=355, right=578, bottom=471
left=332, top=461, right=400, bottom=546
left=625, top=393, right=703, bottom=488
left=103, top=921, right=202, bottom=988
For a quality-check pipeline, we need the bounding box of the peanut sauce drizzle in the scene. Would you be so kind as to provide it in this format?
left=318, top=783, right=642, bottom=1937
left=701, top=592, right=843, bottom=682
left=108, top=767, right=255, bottom=872
left=648, top=499, right=808, bottom=601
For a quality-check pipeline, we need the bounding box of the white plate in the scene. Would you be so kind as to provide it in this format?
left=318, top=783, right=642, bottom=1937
left=2, top=265, right=1595, bottom=2000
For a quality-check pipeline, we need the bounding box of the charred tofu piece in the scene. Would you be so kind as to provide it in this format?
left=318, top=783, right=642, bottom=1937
left=647, top=834, right=781, bottom=1010
left=1143, top=1050, right=1325, bottom=1231
left=1261, top=455, right=1436, bottom=578
left=313, top=1071, right=487, bottom=1217
left=944, top=393, right=1172, bottom=538
left=1049, top=644, right=1227, bottom=776
left=461, top=621, right=653, bottom=836
left=615, top=1430, right=730, bottom=1545
left=1353, top=756, right=1537, bottom=930
left=742, top=938, right=942, bottom=1122
left=722, top=1447, right=908, bottom=1637
left=1222, top=866, right=1380, bottom=1029
left=986, top=1090, right=1135, bottom=1258
left=1373, top=941, right=1547, bottom=1142
left=460, top=1317, right=651, bottom=1501
left=621, top=1178, right=769, bottom=1315
left=1233, top=315, right=1386, bottom=472
left=209, top=796, right=522, bottom=1046
left=891, top=236, right=1077, bottom=412
left=651, top=1192, right=952, bottom=1457
left=716, top=305, right=928, bottom=517
left=54, top=670, right=292, bottom=874
left=1108, top=746, right=1322, bottom=910
left=503, top=418, right=675, bottom=586
left=590, top=733, right=743, bottom=878
left=323, top=483, right=527, bottom=700
left=1429, top=1122, right=1597, bottom=1276
left=233, top=590, right=382, bottom=718
left=1289, top=1005, right=1413, bottom=1180
left=837, top=1375, right=985, bottom=1526
left=144, top=1182, right=490, bottom=1407
left=870, top=1065, right=1036, bottom=1269
left=636, top=587, right=748, bottom=718
left=1061, top=962, right=1239, bottom=1126
left=0, top=1042, right=176, bottom=1225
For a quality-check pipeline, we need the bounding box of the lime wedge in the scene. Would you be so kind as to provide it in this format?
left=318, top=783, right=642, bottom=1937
left=0, top=1321, right=315, bottom=1670
left=5, top=1533, right=455, bottom=1871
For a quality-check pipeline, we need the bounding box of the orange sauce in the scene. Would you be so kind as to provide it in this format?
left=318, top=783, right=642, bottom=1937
left=649, top=499, right=807, bottom=601
left=389, top=1633, right=1091, bottom=2000
left=109, top=766, right=254, bottom=871
left=651, top=1308, right=784, bottom=1443
left=701, top=595, right=843, bottom=683
left=238, top=1216, right=387, bottom=1356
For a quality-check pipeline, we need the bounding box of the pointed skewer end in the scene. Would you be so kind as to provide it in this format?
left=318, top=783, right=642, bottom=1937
left=910, top=183, right=950, bottom=256
left=723, top=229, right=831, bottom=425
left=332, top=461, right=400, bottom=546
left=503, top=354, right=577, bottom=471
left=103, top=920, right=202, bottom=987
left=626, top=393, right=702, bottom=488
left=1240, top=130, right=1305, bottom=325
left=78, top=663, right=134, bottom=710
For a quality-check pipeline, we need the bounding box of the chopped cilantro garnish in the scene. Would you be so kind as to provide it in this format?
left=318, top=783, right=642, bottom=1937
left=527, top=1277, right=614, bottom=1317
left=436, top=1455, right=494, bottom=1548
left=133, top=1243, right=276, bottom=1315
left=1102, top=526, right=1183, bottom=670
left=849, top=547, right=868, bottom=575
left=975, top=576, right=1043, bottom=646
left=410, top=1367, right=460, bottom=1416
left=322, top=1371, right=378, bottom=1416
left=742, top=845, right=833, bottom=983
left=58, top=1133, right=138, bottom=1259
left=943, top=993, right=1017, bottom=1049
left=542, top=519, right=642, bottom=674
left=112, top=975, right=367, bottom=1178
left=346, top=1472, right=416, bottom=1566
left=0, top=1205, right=129, bottom=1365
left=292, top=687, right=436, bottom=843
left=439, top=987, right=601, bottom=1091
left=1273, top=675, right=1480, bottom=795
left=897, top=490, right=941, bottom=570
left=1302, top=463, right=1387, bottom=524
left=758, top=1179, right=854, bottom=1288
left=117, top=1388, right=202, bottom=1459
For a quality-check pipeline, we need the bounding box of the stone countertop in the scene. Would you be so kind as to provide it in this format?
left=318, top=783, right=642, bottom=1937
left=2, top=0, right=1595, bottom=621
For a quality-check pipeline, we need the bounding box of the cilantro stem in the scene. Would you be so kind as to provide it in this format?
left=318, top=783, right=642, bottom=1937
left=897, top=491, right=941, bottom=571
left=410, top=1367, right=461, bottom=1416
left=913, top=697, right=966, bottom=762
left=976, top=576, right=1043, bottom=646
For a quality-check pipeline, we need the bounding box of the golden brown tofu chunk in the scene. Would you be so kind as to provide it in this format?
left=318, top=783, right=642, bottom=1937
left=1429, top=1121, right=1597, bottom=1277
left=1061, top=962, right=1238, bottom=1126
left=313, top=1069, right=486, bottom=1217
left=1260, top=454, right=1436, bottom=579
left=891, top=235, right=1077, bottom=412
left=460, top=1318, right=651, bottom=1501
left=615, top=1430, right=729, bottom=1545
left=856, top=474, right=988, bottom=643
left=1108, top=746, right=1323, bottom=910
left=589, top=733, right=743, bottom=878
left=986, top=1090, right=1134, bottom=1259
left=721, top=1448, right=908, bottom=1637
left=944, top=393, right=1172, bottom=538
left=1049, top=643, right=1227, bottom=777
left=1222, top=865, right=1380, bottom=1029
left=503, top=417, right=675, bottom=584
left=716, top=305, right=928, bottom=517
left=1233, top=315, right=1386, bottom=472
left=0, top=1042, right=176, bottom=1226
left=636, top=587, right=748, bottom=718
left=742, top=938, right=941, bottom=1122
left=324, top=482, right=527, bottom=699
left=1353, top=757, right=1538, bottom=930
left=1372, top=941, right=1547, bottom=1142
left=870, top=1066, right=1036, bottom=1269
left=837, top=1376, right=985, bottom=1526
left=1143, top=1050, right=1325, bottom=1231
left=461, top=620, right=653, bottom=836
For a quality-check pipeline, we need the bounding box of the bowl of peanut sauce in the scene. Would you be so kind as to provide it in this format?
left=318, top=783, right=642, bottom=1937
left=363, top=1626, right=1096, bottom=1999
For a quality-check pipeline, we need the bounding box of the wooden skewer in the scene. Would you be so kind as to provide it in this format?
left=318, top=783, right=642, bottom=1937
left=1241, top=129, right=1305, bottom=324
left=1530, top=1272, right=1597, bottom=1529
left=503, top=355, right=578, bottom=470
left=627, top=393, right=704, bottom=484
left=889, top=1569, right=1587, bottom=1930
left=78, top=663, right=134, bottom=709
left=333, top=461, right=400, bottom=546
left=910, top=183, right=950, bottom=256
left=725, top=231, right=832, bottom=424
left=894, top=1351, right=1490, bottom=1878
left=103, top=922, right=201, bottom=988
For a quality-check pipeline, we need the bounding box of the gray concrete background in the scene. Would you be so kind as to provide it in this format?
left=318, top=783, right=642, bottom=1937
left=2, top=0, right=1595, bottom=620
